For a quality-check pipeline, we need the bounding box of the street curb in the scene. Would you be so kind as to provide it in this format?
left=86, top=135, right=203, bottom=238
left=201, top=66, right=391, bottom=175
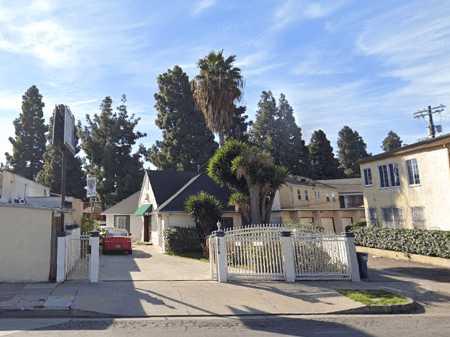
left=335, top=298, right=420, bottom=315
left=0, top=301, right=420, bottom=319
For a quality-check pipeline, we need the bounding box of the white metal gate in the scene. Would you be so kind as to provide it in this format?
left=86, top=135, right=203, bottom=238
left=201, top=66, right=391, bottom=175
left=209, top=225, right=356, bottom=282
left=66, top=232, right=90, bottom=280
left=224, top=226, right=284, bottom=281
left=293, top=233, right=351, bottom=280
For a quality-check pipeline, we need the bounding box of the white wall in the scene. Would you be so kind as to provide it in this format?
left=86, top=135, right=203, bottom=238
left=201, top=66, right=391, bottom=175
left=130, top=215, right=143, bottom=241
left=0, top=205, right=53, bottom=282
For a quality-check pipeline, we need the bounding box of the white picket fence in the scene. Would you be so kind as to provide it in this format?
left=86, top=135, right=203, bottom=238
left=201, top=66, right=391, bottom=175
left=209, top=224, right=359, bottom=282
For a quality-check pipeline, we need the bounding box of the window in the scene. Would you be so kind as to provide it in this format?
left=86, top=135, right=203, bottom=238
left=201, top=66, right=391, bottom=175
left=381, top=207, right=404, bottom=228
left=363, top=168, right=373, bottom=186
left=297, top=189, right=301, bottom=200
left=368, top=208, right=378, bottom=226
left=315, top=191, right=320, bottom=200
left=114, top=215, right=130, bottom=232
left=378, top=165, right=390, bottom=187
left=326, top=195, right=330, bottom=202
left=304, top=190, right=309, bottom=201
left=379, top=163, right=400, bottom=187
left=411, top=207, right=426, bottom=229
left=389, top=163, right=400, bottom=186
left=406, top=159, right=420, bottom=185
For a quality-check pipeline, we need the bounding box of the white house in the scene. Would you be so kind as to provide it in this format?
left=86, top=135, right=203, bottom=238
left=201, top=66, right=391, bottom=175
left=0, top=170, right=50, bottom=203
left=103, top=170, right=242, bottom=251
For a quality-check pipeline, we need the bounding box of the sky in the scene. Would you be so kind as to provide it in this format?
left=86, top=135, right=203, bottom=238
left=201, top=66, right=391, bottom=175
left=1, top=0, right=450, bottom=164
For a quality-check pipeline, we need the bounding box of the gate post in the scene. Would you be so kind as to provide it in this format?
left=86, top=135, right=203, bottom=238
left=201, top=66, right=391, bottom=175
left=344, top=232, right=360, bottom=282
left=89, top=231, right=100, bottom=283
left=56, top=232, right=67, bottom=283
left=215, top=230, right=228, bottom=283
left=280, top=231, right=296, bottom=283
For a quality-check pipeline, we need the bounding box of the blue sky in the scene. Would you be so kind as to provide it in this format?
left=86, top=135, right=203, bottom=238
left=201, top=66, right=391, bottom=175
left=1, top=0, right=450, bottom=163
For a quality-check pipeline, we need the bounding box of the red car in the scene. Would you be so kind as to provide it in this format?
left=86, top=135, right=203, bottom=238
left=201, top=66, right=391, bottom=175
left=102, top=228, right=132, bottom=255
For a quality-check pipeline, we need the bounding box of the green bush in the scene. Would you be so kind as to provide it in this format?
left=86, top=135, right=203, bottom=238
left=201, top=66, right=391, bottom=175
left=353, top=227, right=450, bottom=258
left=163, top=227, right=202, bottom=255
left=345, top=221, right=367, bottom=233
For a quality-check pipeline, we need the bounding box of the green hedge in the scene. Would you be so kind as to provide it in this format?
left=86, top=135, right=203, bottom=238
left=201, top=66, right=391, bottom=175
left=353, top=227, right=450, bottom=259
left=163, top=227, right=202, bottom=255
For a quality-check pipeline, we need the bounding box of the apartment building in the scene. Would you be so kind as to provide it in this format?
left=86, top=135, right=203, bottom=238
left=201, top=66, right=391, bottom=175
left=271, top=176, right=366, bottom=233
left=359, top=134, right=450, bottom=230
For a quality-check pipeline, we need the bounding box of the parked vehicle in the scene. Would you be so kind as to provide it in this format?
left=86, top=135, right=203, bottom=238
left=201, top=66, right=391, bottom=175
left=102, top=228, right=132, bottom=254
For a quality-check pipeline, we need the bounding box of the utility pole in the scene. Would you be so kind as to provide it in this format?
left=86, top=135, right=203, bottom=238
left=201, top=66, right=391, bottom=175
left=413, top=104, right=446, bottom=138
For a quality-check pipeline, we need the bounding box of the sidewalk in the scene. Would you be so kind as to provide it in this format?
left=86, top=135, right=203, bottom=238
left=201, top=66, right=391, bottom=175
left=0, top=280, right=364, bottom=317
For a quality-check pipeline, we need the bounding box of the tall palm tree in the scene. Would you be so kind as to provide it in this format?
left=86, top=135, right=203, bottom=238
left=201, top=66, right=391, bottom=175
left=192, top=50, right=243, bottom=146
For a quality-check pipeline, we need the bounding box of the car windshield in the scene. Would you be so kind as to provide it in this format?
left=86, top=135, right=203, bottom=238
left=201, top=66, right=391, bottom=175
left=106, top=230, right=128, bottom=237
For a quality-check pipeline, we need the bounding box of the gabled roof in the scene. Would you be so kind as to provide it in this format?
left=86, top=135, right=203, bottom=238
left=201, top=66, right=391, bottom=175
left=146, top=170, right=197, bottom=206
left=102, top=191, right=140, bottom=215
left=159, top=173, right=234, bottom=212
left=360, top=133, right=450, bottom=164
left=285, top=175, right=336, bottom=189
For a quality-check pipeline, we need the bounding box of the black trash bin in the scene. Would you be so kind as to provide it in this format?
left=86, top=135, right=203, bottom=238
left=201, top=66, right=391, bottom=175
left=357, top=252, right=369, bottom=279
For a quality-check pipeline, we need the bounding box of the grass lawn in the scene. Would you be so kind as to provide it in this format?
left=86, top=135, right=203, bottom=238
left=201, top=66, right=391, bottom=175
left=166, top=251, right=209, bottom=262
left=337, top=289, right=410, bottom=306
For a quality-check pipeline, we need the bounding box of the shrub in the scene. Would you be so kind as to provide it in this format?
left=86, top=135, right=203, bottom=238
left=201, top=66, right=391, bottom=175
left=345, top=221, right=367, bottom=233
left=353, top=226, right=450, bottom=258
left=81, top=214, right=95, bottom=233
left=163, top=227, right=202, bottom=255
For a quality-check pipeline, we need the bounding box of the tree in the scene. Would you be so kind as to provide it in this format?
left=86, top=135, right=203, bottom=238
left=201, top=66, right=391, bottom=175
left=232, top=146, right=287, bottom=223
left=309, top=130, right=342, bottom=179
left=224, top=105, right=252, bottom=142
left=37, top=109, right=85, bottom=199
left=337, top=126, right=369, bottom=177
left=148, top=66, right=218, bottom=171
left=272, top=93, right=310, bottom=176
left=5, top=85, right=47, bottom=180
left=382, top=131, right=402, bottom=152
left=192, top=50, right=244, bottom=146
left=250, top=91, right=277, bottom=153
left=208, top=139, right=287, bottom=224
left=185, top=191, right=223, bottom=254
left=81, top=95, right=145, bottom=207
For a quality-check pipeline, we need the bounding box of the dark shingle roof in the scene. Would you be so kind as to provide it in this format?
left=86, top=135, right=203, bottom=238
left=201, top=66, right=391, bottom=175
left=159, top=173, right=234, bottom=212
left=147, top=170, right=197, bottom=206
left=103, top=191, right=140, bottom=215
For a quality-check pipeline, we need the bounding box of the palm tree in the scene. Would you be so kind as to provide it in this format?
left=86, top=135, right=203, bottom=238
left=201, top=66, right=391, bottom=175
left=192, top=50, right=243, bottom=146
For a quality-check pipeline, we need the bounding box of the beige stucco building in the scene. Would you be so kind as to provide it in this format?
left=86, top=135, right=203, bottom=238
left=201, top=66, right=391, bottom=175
left=271, top=176, right=366, bottom=233
left=359, top=134, right=450, bottom=230
left=0, top=170, right=50, bottom=203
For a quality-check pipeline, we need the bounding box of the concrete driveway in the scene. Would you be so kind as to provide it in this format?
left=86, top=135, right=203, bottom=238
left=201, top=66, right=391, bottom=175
left=100, top=245, right=211, bottom=281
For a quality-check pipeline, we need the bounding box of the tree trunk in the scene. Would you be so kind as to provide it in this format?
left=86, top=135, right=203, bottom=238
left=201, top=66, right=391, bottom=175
left=249, top=185, right=261, bottom=224
left=219, top=132, right=225, bottom=147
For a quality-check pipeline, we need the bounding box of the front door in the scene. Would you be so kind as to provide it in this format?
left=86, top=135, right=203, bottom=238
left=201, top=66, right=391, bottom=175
left=143, top=215, right=151, bottom=242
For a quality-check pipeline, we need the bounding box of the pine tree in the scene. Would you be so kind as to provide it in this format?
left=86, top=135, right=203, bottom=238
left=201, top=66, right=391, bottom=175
left=81, top=95, right=145, bottom=207
left=37, top=112, right=85, bottom=199
left=148, top=66, right=218, bottom=171
left=337, top=126, right=369, bottom=177
left=6, top=86, right=47, bottom=180
left=272, top=94, right=310, bottom=176
left=250, top=91, right=277, bottom=153
left=224, top=105, right=252, bottom=142
left=382, top=131, right=402, bottom=152
left=309, top=129, right=341, bottom=179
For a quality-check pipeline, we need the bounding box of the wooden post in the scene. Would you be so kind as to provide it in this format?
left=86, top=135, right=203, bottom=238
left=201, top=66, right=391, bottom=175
left=280, top=231, right=296, bottom=282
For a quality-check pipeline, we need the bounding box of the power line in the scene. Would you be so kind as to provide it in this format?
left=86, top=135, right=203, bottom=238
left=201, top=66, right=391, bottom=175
left=413, top=104, right=446, bottom=138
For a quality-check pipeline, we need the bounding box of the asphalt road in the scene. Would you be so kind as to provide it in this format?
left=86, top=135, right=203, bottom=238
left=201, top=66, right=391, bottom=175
left=1, top=315, right=449, bottom=337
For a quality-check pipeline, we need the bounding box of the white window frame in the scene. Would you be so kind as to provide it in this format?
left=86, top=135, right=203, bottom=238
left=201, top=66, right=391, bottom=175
left=304, top=190, right=309, bottom=201
left=381, top=207, right=404, bottom=228
left=406, top=158, right=421, bottom=186
left=368, top=207, right=378, bottom=226
left=378, top=165, right=390, bottom=188
left=411, top=206, right=426, bottom=229
left=388, top=163, right=400, bottom=187
left=363, top=168, right=373, bottom=186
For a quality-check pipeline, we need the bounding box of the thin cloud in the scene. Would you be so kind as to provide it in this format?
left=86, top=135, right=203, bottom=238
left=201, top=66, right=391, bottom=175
left=192, top=0, right=217, bottom=15
left=273, top=0, right=350, bottom=30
